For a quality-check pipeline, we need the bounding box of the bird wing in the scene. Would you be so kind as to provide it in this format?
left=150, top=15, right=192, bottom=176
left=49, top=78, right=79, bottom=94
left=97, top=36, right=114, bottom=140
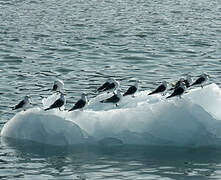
left=123, top=86, right=137, bottom=96
left=149, top=84, right=165, bottom=95
left=97, top=82, right=110, bottom=91
left=167, top=87, right=184, bottom=98
left=13, top=100, right=25, bottom=110
left=192, top=77, right=205, bottom=86
left=101, top=94, right=120, bottom=103
left=104, top=83, right=115, bottom=91
left=69, top=99, right=86, bottom=111
left=49, top=99, right=64, bottom=109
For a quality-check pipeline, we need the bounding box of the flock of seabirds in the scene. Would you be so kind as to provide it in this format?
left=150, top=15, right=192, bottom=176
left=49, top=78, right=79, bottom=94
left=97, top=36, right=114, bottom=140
left=12, top=73, right=209, bottom=112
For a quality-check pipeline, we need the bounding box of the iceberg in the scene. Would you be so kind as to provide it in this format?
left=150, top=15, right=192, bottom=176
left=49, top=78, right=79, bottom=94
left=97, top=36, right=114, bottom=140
left=1, top=83, right=221, bottom=147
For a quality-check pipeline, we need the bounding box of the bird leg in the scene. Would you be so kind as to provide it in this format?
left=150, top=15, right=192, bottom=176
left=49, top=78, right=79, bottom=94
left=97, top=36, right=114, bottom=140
left=115, top=104, right=119, bottom=107
left=201, top=85, right=203, bottom=88
left=132, top=95, right=135, bottom=98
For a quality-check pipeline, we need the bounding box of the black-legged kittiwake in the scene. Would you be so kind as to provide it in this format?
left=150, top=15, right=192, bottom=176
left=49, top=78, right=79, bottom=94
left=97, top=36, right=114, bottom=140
left=169, top=78, right=185, bottom=91
left=100, top=89, right=122, bottom=106
left=166, top=82, right=185, bottom=99
left=12, top=95, right=31, bottom=111
left=98, top=78, right=119, bottom=93
left=45, top=92, right=65, bottom=111
left=97, top=78, right=112, bottom=92
left=68, top=93, right=88, bottom=111
left=191, top=73, right=209, bottom=88
left=148, top=81, right=167, bottom=95
left=123, top=80, right=139, bottom=97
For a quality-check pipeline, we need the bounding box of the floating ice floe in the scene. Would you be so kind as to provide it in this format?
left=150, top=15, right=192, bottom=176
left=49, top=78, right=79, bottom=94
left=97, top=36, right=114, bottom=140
left=1, top=83, right=221, bottom=147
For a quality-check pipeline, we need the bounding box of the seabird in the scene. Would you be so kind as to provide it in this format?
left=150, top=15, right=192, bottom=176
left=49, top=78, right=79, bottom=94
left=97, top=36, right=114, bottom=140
left=52, top=79, right=64, bottom=92
left=148, top=81, right=167, bottom=95
left=191, top=73, right=209, bottom=88
left=166, top=82, right=185, bottom=99
left=97, top=78, right=112, bottom=92
left=68, top=93, right=88, bottom=112
left=123, top=80, right=139, bottom=97
left=100, top=89, right=122, bottom=106
left=45, top=92, right=65, bottom=111
left=183, top=75, right=192, bottom=88
left=12, top=95, right=31, bottom=111
left=169, top=78, right=185, bottom=91
left=98, top=78, right=119, bottom=93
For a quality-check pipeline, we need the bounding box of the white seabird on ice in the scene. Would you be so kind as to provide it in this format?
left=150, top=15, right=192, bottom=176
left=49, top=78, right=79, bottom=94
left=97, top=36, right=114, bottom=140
left=123, top=80, right=139, bottom=97
left=148, top=81, right=167, bottom=95
left=166, top=82, right=185, bottom=99
left=100, top=89, right=122, bottom=106
left=97, top=78, right=112, bottom=92
left=45, top=92, right=65, bottom=111
left=191, top=73, right=209, bottom=88
left=68, top=93, right=88, bottom=111
left=98, top=78, right=119, bottom=94
left=12, top=96, right=31, bottom=111
left=169, top=78, right=185, bottom=91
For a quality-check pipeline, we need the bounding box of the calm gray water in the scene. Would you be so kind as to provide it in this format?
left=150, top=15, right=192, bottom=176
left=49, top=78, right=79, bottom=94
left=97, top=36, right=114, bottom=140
left=0, top=0, right=221, bottom=179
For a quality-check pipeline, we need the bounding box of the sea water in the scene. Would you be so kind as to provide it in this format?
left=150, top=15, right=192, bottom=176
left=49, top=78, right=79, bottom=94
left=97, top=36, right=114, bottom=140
left=0, top=0, right=221, bottom=179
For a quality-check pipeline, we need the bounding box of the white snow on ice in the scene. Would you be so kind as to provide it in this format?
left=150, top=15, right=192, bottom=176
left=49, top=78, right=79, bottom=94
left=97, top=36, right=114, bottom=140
left=1, top=83, right=221, bottom=147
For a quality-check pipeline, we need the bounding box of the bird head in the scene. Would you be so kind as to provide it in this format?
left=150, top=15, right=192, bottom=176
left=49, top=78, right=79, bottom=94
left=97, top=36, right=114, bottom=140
left=201, top=73, right=209, bottom=80
left=162, top=81, right=167, bottom=88
left=186, top=75, right=192, bottom=83
left=81, top=93, right=88, bottom=101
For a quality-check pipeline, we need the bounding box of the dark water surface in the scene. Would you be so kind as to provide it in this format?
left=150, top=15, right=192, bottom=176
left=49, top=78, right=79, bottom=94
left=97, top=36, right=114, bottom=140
left=1, top=0, right=221, bottom=179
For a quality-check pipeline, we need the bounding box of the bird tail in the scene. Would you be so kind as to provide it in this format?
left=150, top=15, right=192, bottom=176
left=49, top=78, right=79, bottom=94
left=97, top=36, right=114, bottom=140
left=12, top=107, right=15, bottom=110
left=100, top=100, right=105, bottom=103
left=68, top=108, right=73, bottom=112
left=148, top=92, right=154, bottom=95
left=68, top=107, right=77, bottom=112
left=166, top=95, right=173, bottom=99
left=44, top=107, right=50, bottom=111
